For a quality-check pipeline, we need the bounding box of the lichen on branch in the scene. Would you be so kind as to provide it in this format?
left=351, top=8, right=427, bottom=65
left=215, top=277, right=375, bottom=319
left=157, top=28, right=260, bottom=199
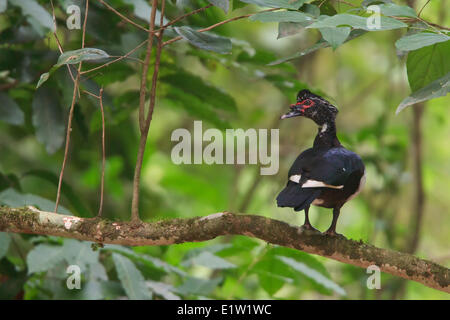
left=0, top=206, right=448, bottom=293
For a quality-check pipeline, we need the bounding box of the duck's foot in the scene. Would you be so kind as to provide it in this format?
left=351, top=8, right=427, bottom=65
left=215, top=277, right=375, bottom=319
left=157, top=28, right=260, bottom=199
left=300, top=223, right=319, bottom=232
left=324, top=229, right=346, bottom=238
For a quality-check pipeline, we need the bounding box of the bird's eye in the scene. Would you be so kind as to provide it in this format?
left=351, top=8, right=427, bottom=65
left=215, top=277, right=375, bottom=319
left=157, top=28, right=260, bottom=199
left=303, top=99, right=312, bottom=106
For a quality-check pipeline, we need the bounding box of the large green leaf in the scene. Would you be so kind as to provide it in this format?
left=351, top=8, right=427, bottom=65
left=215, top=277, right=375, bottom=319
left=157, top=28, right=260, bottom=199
left=379, top=3, right=416, bottom=18
left=112, top=253, right=152, bottom=300
left=269, top=29, right=367, bottom=65
left=32, top=87, right=65, bottom=154
left=182, top=251, right=236, bottom=269
left=0, top=188, right=71, bottom=214
left=0, top=92, right=24, bottom=125
left=406, top=40, right=450, bottom=92
left=307, top=14, right=407, bottom=31
left=277, top=256, right=346, bottom=296
left=174, top=27, right=232, bottom=54
left=396, top=72, right=450, bottom=114
left=0, top=232, right=11, bottom=259
left=176, top=276, right=222, bottom=296
left=0, top=0, right=6, bottom=13
left=105, top=245, right=186, bottom=277
left=239, top=0, right=306, bottom=10
left=161, top=71, right=237, bottom=113
left=396, top=33, right=449, bottom=52
left=62, top=239, right=99, bottom=272
left=319, top=26, right=351, bottom=50
left=56, top=48, right=110, bottom=66
left=9, top=0, right=54, bottom=36
left=146, top=281, right=180, bottom=300
left=27, top=244, right=66, bottom=274
left=250, top=11, right=314, bottom=23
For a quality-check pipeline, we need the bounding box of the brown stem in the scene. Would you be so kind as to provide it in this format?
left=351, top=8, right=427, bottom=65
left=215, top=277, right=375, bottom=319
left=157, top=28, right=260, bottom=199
left=1, top=207, right=449, bottom=293
left=54, top=0, right=90, bottom=213
left=408, top=103, right=425, bottom=254
left=97, top=88, right=106, bottom=217
left=131, top=0, right=166, bottom=223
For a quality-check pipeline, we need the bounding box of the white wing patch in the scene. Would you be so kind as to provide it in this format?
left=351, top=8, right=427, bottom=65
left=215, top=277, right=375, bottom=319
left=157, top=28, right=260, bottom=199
left=302, top=179, right=343, bottom=189
left=289, top=175, right=343, bottom=189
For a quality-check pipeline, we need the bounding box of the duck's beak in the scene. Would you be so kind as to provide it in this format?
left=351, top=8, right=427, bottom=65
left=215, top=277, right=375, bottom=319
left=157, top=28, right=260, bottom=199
left=280, top=103, right=304, bottom=120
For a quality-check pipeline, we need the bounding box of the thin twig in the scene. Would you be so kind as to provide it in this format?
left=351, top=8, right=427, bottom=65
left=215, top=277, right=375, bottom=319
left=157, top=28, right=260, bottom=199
left=97, top=88, right=106, bottom=217
left=138, top=0, right=159, bottom=133
left=163, top=4, right=213, bottom=28
left=81, top=40, right=148, bottom=75
left=162, top=8, right=279, bottom=47
left=50, top=0, right=76, bottom=83
left=418, top=0, right=431, bottom=17
left=54, top=0, right=89, bottom=213
left=98, top=0, right=149, bottom=32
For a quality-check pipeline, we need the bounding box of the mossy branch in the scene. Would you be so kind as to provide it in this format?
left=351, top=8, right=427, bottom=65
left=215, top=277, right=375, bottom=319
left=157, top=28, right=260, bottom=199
left=0, top=206, right=448, bottom=293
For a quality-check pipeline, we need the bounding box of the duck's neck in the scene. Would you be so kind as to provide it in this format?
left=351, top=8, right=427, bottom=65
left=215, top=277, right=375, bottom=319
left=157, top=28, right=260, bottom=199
left=313, top=121, right=341, bottom=149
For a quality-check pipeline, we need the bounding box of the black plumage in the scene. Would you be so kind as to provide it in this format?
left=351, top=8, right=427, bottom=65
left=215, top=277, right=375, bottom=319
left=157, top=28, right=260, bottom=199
left=277, top=90, right=365, bottom=235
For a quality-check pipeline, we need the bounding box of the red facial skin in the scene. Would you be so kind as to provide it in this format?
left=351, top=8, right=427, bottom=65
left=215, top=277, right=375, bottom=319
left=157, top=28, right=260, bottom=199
left=290, top=99, right=316, bottom=112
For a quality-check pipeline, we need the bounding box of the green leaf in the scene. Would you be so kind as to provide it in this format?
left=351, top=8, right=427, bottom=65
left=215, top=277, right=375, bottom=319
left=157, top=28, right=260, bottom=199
left=105, top=245, right=187, bottom=276
left=161, top=70, right=237, bottom=113
left=307, top=14, right=407, bottom=31
left=62, top=239, right=99, bottom=272
left=395, top=33, right=449, bottom=52
left=9, top=0, right=54, bottom=36
left=208, top=0, right=230, bottom=13
left=146, top=281, right=180, bottom=300
left=174, top=27, right=232, bottom=54
left=27, top=244, right=66, bottom=274
left=396, top=72, right=450, bottom=114
left=182, top=251, right=236, bottom=269
left=406, top=40, right=450, bottom=92
left=253, top=259, right=292, bottom=295
left=277, top=256, right=346, bottom=296
left=32, top=87, right=65, bottom=154
left=269, top=29, right=366, bottom=65
left=112, top=253, right=152, bottom=300
left=302, top=3, right=320, bottom=18
left=56, top=48, right=110, bottom=66
left=176, top=276, right=222, bottom=296
left=0, top=188, right=71, bottom=214
left=36, top=72, right=49, bottom=88
left=277, top=22, right=308, bottom=39
left=379, top=3, right=417, bottom=18
left=0, top=92, right=24, bottom=125
left=250, top=11, right=314, bottom=23
left=319, top=26, right=351, bottom=50
left=0, top=232, right=11, bottom=259
left=0, top=0, right=6, bottom=13
left=239, top=0, right=306, bottom=10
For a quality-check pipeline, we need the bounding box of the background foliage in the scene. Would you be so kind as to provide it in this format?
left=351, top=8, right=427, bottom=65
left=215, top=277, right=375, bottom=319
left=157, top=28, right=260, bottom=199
left=0, top=0, right=449, bottom=299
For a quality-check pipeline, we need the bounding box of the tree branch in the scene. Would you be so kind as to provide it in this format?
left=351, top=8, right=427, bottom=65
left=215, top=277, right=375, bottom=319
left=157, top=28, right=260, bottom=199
left=0, top=206, right=448, bottom=293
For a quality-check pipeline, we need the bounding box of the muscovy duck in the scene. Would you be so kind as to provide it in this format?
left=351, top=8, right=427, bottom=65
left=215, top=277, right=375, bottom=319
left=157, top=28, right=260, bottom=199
left=277, top=89, right=365, bottom=235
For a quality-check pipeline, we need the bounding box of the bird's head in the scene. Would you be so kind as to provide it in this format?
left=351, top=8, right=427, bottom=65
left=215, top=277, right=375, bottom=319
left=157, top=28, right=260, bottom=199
left=281, top=89, right=338, bottom=125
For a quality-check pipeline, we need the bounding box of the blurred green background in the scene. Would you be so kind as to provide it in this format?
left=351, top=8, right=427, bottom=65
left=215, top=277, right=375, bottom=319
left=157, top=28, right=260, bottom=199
left=0, top=0, right=448, bottom=299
